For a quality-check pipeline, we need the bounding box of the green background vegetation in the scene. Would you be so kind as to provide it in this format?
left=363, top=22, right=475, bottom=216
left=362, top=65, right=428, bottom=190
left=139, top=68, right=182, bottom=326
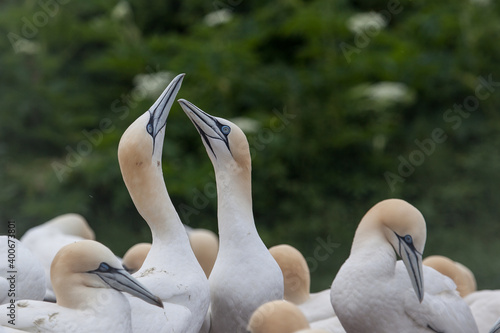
left=1, top=0, right=500, bottom=292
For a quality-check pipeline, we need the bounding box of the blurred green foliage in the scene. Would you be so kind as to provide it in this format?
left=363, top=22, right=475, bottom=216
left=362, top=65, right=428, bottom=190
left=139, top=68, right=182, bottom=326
left=1, top=0, right=500, bottom=291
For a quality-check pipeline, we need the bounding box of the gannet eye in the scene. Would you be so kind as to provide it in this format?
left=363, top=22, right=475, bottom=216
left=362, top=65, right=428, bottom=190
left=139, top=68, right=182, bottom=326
left=97, top=263, right=111, bottom=272
left=221, top=125, right=231, bottom=135
left=147, top=123, right=153, bottom=134
left=404, top=235, right=413, bottom=244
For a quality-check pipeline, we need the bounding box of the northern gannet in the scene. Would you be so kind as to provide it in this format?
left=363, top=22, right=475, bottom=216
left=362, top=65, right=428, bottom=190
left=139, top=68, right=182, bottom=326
left=423, top=255, right=476, bottom=297
left=330, top=199, right=478, bottom=332
left=178, top=99, right=284, bottom=333
left=247, top=300, right=309, bottom=333
left=0, top=237, right=45, bottom=304
left=118, top=74, right=209, bottom=332
left=122, top=243, right=152, bottom=274
left=0, top=240, right=162, bottom=333
left=20, top=213, right=95, bottom=301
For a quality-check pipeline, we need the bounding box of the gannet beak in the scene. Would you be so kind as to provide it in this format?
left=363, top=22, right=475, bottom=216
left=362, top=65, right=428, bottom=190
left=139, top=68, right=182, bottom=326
left=396, top=234, right=424, bottom=303
left=490, top=318, right=500, bottom=333
left=89, top=263, right=163, bottom=308
left=177, top=99, right=231, bottom=157
left=147, top=73, right=185, bottom=139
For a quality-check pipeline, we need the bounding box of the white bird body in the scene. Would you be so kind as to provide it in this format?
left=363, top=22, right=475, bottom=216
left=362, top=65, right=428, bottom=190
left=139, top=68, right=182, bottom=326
left=0, top=237, right=45, bottom=304
left=19, top=213, right=95, bottom=300
left=179, top=99, right=284, bottom=333
left=0, top=240, right=162, bottom=333
left=330, top=199, right=478, bottom=333
left=465, top=290, right=500, bottom=333
left=118, top=75, right=209, bottom=333
left=298, top=289, right=335, bottom=324
left=309, top=316, right=345, bottom=333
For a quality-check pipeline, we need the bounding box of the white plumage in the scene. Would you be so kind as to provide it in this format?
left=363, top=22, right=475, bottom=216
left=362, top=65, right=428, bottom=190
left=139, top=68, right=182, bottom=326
left=179, top=99, right=284, bottom=333
left=330, top=199, right=478, bottom=333
left=0, top=240, right=162, bottom=333
left=465, top=290, right=500, bottom=333
left=118, top=74, right=209, bottom=333
left=0, top=237, right=45, bottom=305
left=20, top=213, right=95, bottom=301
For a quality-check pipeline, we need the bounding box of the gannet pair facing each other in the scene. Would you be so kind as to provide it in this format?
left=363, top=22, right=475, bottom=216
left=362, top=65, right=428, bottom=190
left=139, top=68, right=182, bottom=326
left=0, top=240, right=162, bottom=333
left=330, top=199, right=478, bottom=332
left=178, top=99, right=284, bottom=332
left=118, top=74, right=209, bottom=332
left=19, top=213, right=95, bottom=301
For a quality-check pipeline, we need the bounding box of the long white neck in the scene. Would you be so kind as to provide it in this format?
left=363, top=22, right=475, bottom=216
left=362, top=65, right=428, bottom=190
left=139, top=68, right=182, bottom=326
left=123, top=157, right=191, bottom=271
left=215, top=165, right=258, bottom=247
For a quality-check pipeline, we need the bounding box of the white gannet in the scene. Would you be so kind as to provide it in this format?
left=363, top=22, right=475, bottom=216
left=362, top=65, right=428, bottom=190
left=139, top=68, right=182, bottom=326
left=465, top=290, right=500, bottom=333
left=20, top=213, right=95, bottom=301
left=0, top=237, right=45, bottom=304
left=0, top=240, right=162, bottom=333
left=188, top=228, right=219, bottom=278
left=330, top=199, right=478, bottom=333
left=122, top=243, right=152, bottom=274
left=247, top=300, right=309, bottom=333
left=269, top=245, right=336, bottom=323
left=423, top=255, right=476, bottom=297
left=118, top=74, right=209, bottom=333
left=179, top=99, right=284, bottom=333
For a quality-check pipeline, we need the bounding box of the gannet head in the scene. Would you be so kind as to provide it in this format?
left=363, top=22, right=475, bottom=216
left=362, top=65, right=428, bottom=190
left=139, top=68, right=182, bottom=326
left=177, top=99, right=251, bottom=174
left=423, top=255, right=476, bottom=297
left=51, top=240, right=163, bottom=309
left=46, top=213, right=95, bottom=240
left=360, top=199, right=426, bottom=303
left=247, top=300, right=310, bottom=333
left=269, top=244, right=310, bottom=304
left=188, top=228, right=219, bottom=278
left=122, top=242, right=151, bottom=274
left=118, top=73, right=184, bottom=179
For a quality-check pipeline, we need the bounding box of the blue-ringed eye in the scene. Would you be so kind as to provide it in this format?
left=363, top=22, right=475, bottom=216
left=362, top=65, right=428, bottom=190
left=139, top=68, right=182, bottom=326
left=404, top=235, right=413, bottom=244
left=147, top=124, right=153, bottom=134
left=97, top=263, right=110, bottom=272
left=221, top=125, right=231, bottom=135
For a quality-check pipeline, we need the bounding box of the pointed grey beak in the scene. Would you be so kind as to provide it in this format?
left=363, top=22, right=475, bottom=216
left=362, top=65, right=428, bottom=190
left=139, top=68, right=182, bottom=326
left=89, top=263, right=163, bottom=308
left=147, top=73, right=185, bottom=140
left=490, top=317, right=500, bottom=333
left=397, top=234, right=424, bottom=303
left=178, top=99, right=231, bottom=157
